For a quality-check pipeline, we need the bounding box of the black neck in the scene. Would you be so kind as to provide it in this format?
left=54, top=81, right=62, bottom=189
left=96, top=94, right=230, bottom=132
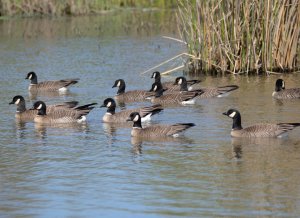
left=117, top=84, right=125, bottom=94
left=17, top=101, right=26, bottom=112
left=232, top=114, right=242, bottom=130
left=155, top=76, right=161, bottom=83
left=107, top=106, right=116, bottom=115
left=180, top=80, right=188, bottom=91
left=31, top=77, right=38, bottom=85
left=37, top=106, right=46, bottom=116
left=133, top=119, right=142, bottom=128
left=275, top=86, right=284, bottom=92
left=155, top=89, right=164, bottom=97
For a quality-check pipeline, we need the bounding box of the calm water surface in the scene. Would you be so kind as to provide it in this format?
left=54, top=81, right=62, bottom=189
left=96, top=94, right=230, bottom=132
left=1, top=11, right=300, bottom=217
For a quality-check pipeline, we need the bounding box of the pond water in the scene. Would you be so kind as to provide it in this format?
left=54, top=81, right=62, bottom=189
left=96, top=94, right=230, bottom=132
left=1, top=10, right=300, bottom=217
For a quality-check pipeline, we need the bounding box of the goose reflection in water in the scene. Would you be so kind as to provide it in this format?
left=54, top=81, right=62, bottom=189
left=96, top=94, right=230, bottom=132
left=34, top=122, right=90, bottom=140
left=230, top=137, right=289, bottom=160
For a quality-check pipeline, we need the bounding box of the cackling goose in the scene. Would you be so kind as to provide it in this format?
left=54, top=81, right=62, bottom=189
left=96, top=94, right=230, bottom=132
left=25, top=71, right=79, bottom=92
left=32, top=101, right=97, bottom=124
left=112, top=79, right=150, bottom=103
left=175, top=77, right=239, bottom=98
left=272, top=79, right=300, bottom=99
left=151, top=71, right=201, bottom=92
left=223, top=108, right=300, bottom=137
left=126, top=112, right=195, bottom=137
left=9, top=95, right=78, bottom=121
left=100, top=98, right=163, bottom=123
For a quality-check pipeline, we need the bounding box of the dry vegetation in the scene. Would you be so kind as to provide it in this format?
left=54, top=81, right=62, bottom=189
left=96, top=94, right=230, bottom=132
left=0, top=0, right=177, bottom=16
left=177, top=0, right=300, bottom=75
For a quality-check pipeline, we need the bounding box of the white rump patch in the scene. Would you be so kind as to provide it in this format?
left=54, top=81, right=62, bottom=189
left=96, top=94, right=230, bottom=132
left=15, top=98, right=20, bottom=105
left=178, top=78, right=182, bottom=85
left=141, top=113, right=152, bottom=122
left=37, top=104, right=43, bottom=110
left=182, top=99, right=195, bottom=105
left=77, top=116, right=87, bottom=123
left=133, top=114, right=140, bottom=122
left=229, top=111, right=236, bottom=118
left=59, top=87, right=68, bottom=93
left=28, top=74, right=32, bottom=80
left=117, top=81, right=121, bottom=87
left=188, top=86, right=193, bottom=91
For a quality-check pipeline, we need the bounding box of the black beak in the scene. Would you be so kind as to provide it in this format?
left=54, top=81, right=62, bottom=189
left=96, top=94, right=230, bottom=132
left=173, top=81, right=178, bottom=85
left=126, top=118, right=131, bottom=122
left=9, top=101, right=14, bottom=105
left=100, top=104, right=106, bottom=108
left=222, top=112, right=228, bottom=116
left=112, top=84, right=116, bottom=88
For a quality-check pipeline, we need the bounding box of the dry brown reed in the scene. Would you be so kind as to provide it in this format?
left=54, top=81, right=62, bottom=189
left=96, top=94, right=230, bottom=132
left=177, top=0, right=300, bottom=75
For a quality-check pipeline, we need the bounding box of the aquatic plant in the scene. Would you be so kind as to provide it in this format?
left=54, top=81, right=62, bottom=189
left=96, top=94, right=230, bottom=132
left=177, top=0, right=300, bottom=75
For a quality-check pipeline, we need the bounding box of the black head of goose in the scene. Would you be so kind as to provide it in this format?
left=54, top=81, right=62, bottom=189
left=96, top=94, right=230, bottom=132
left=272, top=79, right=300, bottom=99
left=100, top=98, right=163, bottom=123
left=25, top=71, right=79, bottom=92
left=175, top=76, right=239, bottom=98
left=223, top=108, right=300, bottom=138
left=147, top=82, right=202, bottom=105
left=126, top=112, right=195, bottom=138
left=112, top=79, right=149, bottom=102
left=32, top=101, right=96, bottom=124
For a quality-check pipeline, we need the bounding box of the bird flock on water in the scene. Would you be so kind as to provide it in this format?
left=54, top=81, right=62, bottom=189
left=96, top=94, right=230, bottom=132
left=9, top=71, right=300, bottom=139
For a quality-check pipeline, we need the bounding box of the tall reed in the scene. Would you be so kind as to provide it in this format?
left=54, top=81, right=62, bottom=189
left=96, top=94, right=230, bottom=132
left=177, top=0, right=300, bottom=75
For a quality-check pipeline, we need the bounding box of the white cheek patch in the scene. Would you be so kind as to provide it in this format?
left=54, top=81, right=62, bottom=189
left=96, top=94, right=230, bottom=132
left=229, top=111, right=236, bottom=118
left=133, top=115, right=139, bottom=122
left=153, top=85, right=157, bottom=91
left=107, top=102, right=112, bottom=107
left=178, top=78, right=182, bottom=85
left=37, top=104, right=43, bottom=110
left=282, top=81, right=285, bottom=88
left=15, top=98, right=20, bottom=105
left=117, top=81, right=121, bottom=87
left=28, top=74, right=32, bottom=80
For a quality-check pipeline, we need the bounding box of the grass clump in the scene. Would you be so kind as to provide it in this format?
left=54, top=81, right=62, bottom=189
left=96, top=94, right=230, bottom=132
left=177, top=0, right=300, bottom=75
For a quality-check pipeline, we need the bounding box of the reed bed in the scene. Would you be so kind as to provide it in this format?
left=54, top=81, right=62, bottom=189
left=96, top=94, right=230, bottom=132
left=177, top=0, right=300, bottom=75
left=0, top=0, right=177, bottom=16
